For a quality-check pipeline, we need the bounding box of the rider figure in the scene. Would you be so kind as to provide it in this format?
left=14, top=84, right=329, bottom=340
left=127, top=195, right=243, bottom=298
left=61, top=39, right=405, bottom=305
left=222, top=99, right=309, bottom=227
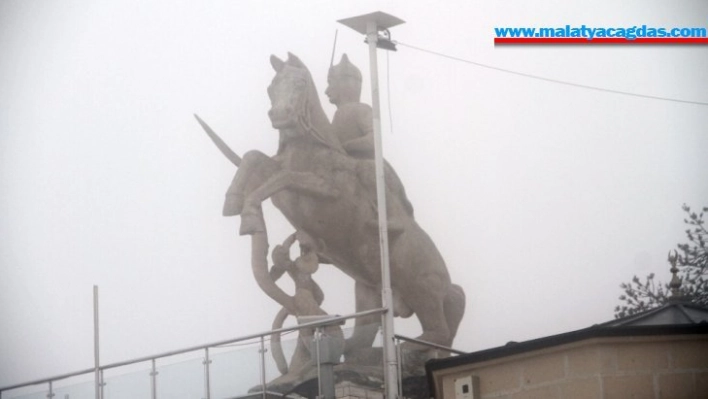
left=325, top=54, right=413, bottom=232
left=325, top=54, right=375, bottom=159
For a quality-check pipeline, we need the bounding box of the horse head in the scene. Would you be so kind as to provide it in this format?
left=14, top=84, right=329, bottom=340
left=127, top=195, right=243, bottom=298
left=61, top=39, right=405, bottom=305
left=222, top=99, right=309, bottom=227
left=268, top=53, right=343, bottom=152
left=268, top=53, right=310, bottom=131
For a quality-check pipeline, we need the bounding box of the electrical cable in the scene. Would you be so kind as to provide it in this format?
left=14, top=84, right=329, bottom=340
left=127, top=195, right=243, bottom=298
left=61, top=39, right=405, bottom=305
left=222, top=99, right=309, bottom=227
left=395, top=41, right=708, bottom=107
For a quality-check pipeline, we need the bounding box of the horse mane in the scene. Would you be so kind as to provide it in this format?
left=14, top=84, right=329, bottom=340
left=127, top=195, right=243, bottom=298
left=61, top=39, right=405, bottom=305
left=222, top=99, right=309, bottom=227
left=282, top=54, right=344, bottom=154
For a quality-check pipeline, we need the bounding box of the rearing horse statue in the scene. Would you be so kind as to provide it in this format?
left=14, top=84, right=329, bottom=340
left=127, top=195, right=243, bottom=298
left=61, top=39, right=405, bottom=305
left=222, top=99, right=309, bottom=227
left=198, top=53, right=465, bottom=357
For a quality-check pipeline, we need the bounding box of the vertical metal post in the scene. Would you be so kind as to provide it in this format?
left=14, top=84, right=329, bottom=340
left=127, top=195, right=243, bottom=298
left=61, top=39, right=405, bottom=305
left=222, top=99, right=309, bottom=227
left=395, top=337, right=403, bottom=398
left=150, top=359, right=158, bottom=399
left=366, top=21, right=399, bottom=399
left=99, top=369, right=105, bottom=399
left=314, top=326, right=339, bottom=399
left=203, top=348, right=211, bottom=399
left=259, top=337, right=267, bottom=399
left=47, top=381, right=54, bottom=399
left=93, top=286, right=100, bottom=399
left=314, top=328, right=322, bottom=398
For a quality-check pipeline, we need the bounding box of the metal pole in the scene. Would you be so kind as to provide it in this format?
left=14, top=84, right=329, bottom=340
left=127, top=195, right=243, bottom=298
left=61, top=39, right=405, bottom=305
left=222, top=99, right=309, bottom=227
left=150, top=359, right=157, bottom=399
left=47, top=381, right=54, bottom=399
left=93, top=285, right=100, bottom=399
left=315, top=328, right=322, bottom=398
left=203, top=348, right=211, bottom=399
left=395, top=338, right=403, bottom=399
left=99, top=369, right=105, bottom=399
left=259, top=337, right=266, bottom=399
left=366, top=21, right=399, bottom=399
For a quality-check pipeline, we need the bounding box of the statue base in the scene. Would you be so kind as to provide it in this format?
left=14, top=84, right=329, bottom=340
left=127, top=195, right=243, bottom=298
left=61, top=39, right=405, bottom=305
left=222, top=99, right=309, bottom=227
left=280, top=376, right=429, bottom=399
left=254, top=347, right=433, bottom=399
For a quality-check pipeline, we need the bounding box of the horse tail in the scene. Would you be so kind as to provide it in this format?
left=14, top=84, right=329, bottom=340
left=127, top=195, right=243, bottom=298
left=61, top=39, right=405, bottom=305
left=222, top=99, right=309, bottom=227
left=270, top=306, right=291, bottom=375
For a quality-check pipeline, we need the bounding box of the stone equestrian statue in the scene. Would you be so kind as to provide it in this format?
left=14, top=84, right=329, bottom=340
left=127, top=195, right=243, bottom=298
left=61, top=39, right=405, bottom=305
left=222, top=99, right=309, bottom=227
left=197, top=52, right=465, bottom=374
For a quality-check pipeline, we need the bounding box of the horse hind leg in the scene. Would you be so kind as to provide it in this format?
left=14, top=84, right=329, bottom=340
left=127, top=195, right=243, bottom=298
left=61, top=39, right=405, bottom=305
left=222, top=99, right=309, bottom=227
left=401, top=282, right=464, bottom=361
left=402, top=274, right=452, bottom=349
left=344, top=282, right=382, bottom=363
left=443, top=284, right=466, bottom=348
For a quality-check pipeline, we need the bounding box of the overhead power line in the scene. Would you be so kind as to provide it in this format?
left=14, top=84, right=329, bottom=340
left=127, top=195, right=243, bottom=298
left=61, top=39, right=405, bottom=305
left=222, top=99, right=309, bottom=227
left=395, top=41, right=708, bottom=107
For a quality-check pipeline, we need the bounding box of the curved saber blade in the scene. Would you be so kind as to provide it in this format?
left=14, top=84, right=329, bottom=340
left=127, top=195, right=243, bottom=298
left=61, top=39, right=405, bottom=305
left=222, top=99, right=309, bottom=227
left=194, top=114, right=241, bottom=167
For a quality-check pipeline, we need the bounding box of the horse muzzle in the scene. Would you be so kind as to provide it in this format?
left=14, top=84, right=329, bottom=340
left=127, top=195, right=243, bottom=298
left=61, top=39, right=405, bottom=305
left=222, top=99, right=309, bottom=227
left=268, top=107, right=296, bottom=129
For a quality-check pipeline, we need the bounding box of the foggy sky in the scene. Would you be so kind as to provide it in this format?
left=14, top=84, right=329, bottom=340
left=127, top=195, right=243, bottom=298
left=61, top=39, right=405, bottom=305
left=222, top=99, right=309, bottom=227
left=1, top=0, right=707, bottom=390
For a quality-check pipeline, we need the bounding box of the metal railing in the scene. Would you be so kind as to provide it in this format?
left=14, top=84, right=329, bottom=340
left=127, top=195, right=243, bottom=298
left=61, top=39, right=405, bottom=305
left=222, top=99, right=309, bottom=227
left=1, top=308, right=464, bottom=399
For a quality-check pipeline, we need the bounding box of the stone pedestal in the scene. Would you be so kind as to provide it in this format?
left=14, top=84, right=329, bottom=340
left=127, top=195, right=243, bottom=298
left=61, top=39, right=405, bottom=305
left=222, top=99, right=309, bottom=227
left=334, top=376, right=429, bottom=399
left=261, top=347, right=432, bottom=398
left=336, top=381, right=383, bottom=399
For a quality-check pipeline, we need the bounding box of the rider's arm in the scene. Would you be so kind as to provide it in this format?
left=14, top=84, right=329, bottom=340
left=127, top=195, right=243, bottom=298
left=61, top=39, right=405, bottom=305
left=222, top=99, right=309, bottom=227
left=342, top=105, right=374, bottom=156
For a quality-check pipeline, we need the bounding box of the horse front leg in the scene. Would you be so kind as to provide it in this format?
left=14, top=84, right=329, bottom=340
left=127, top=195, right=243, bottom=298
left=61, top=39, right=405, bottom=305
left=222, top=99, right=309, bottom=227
left=224, top=150, right=280, bottom=216
left=239, top=170, right=340, bottom=235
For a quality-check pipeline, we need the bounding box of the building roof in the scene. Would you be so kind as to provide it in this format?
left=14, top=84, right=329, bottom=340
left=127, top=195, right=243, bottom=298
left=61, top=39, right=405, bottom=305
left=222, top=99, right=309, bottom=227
left=426, top=300, right=708, bottom=376
left=600, top=301, right=708, bottom=327
left=426, top=323, right=708, bottom=375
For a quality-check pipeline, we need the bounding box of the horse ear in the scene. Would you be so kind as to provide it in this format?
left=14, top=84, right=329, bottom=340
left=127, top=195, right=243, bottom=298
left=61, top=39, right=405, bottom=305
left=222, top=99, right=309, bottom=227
left=270, top=55, right=285, bottom=72
left=287, top=52, right=303, bottom=67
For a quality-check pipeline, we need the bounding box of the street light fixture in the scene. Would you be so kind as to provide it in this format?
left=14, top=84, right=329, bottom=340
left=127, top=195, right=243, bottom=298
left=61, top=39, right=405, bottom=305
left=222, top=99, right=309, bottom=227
left=338, top=11, right=405, bottom=399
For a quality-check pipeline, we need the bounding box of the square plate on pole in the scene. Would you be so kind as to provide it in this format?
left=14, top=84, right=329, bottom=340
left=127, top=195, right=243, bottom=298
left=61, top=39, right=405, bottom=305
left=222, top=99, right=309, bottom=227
left=337, top=11, right=405, bottom=34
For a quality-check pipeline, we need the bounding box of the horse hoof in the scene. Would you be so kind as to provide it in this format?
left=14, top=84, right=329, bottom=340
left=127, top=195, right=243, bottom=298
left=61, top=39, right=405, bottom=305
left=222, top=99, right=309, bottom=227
left=240, top=213, right=266, bottom=235
left=223, top=195, right=245, bottom=216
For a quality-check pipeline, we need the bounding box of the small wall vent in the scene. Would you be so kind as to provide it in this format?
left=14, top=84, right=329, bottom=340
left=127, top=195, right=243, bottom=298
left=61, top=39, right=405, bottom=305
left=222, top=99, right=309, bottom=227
left=454, top=375, right=480, bottom=399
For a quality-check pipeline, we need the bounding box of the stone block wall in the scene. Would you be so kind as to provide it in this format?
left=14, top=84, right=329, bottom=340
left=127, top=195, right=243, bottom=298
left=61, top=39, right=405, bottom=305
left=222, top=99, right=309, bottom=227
left=438, top=335, right=708, bottom=399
